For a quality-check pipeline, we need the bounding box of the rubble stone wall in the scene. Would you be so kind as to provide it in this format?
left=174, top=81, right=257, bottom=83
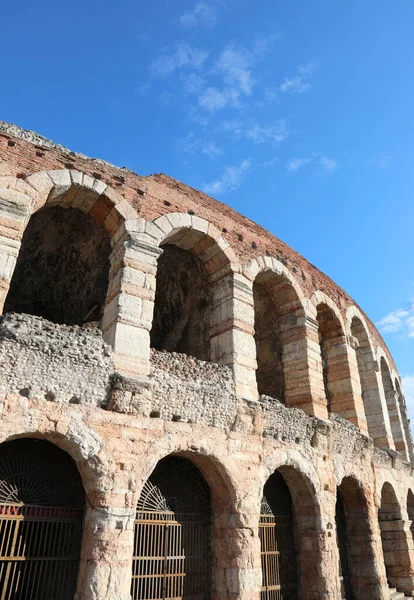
left=0, top=313, right=114, bottom=406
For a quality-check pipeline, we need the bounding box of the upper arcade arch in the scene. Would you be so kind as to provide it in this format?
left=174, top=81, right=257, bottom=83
left=243, top=258, right=328, bottom=418
left=346, top=307, right=396, bottom=450
left=378, top=352, right=409, bottom=460
left=310, top=292, right=368, bottom=432
left=0, top=169, right=151, bottom=378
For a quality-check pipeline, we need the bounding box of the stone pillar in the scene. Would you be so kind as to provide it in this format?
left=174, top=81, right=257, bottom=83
left=379, top=519, right=414, bottom=595
left=324, top=335, right=368, bottom=434
left=77, top=505, right=135, bottom=600
left=385, top=390, right=409, bottom=460
left=102, top=233, right=162, bottom=379
left=210, top=273, right=258, bottom=401
left=364, top=366, right=395, bottom=450
left=213, top=511, right=261, bottom=600
left=280, top=314, right=328, bottom=419
left=0, top=188, right=32, bottom=312
left=300, top=525, right=341, bottom=600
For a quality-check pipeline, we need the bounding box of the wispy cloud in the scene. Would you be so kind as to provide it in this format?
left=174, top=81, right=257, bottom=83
left=224, top=119, right=288, bottom=144
left=286, top=157, right=312, bottom=172
left=180, top=1, right=218, bottom=28
left=203, top=159, right=251, bottom=195
left=319, top=156, right=338, bottom=173
left=286, top=154, right=338, bottom=174
left=198, top=45, right=255, bottom=111
left=280, top=63, right=317, bottom=94
left=179, top=132, right=223, bottom=158
left=402, top=375, right=414, bottom=425
left=371, top=154, right=391, bottom=169
left=151, top=44, right=208, bottom=77
left=377, top=304, right=414, bottom=337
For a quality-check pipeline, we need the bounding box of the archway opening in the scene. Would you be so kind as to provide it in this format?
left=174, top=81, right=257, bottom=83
left=253, top=271, right=300, bottom=401
left=381, top=359, right=407, bottom=456
left=407, top=490, right=414, bottom=541
left=4, top=206, right=111, bottom=326
left=0, top=438, right=85, bottom=600
left=260, top=470, right=298, bottom=599
left=336, top=477, right=378, bottom=600
left=132, top=456, right=211, bottom=600
left=150, top=244, right=211, bottom=361
left=316, top=304, right=344, bottom=413
left=379, top=482, right=407, bottom=591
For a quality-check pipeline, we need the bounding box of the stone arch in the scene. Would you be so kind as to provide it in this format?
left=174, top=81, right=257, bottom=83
left=378, top=482, right=413, bottom=593
left=395, top=378, right=414, bottom=462
left=336, top=475, right=382, bottom=599
left=0, top=169, right=146, bottom=377
left=379, top=353, right=408, bottom=458
left=244, top=259, right=327, bottom=417
left=348, top=313, right=394, bottom=448
left=0, top=437, right=85, bottom=600
left=311, top=293, right=367, bottom=430
left=407, top=489, right=414, bottom=541
left=260, top=453, right=325, bottom=600
left=132, top=449, right=239, bottom=600
left=143, top=213, right=239, bottom=365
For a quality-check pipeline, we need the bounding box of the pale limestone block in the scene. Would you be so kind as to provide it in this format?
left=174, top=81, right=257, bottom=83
left=165, top=212, right=192, bottom=232
left=190, top=215, right=209, bottom=234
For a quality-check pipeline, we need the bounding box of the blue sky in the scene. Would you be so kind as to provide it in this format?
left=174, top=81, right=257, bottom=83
left=2, top=1, right=414, bottom=417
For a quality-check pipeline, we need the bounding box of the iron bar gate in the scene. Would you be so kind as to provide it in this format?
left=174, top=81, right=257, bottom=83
left=0, top=504, right=84, bottom=600
left=259, top=511, right=298, bottom=600
left=0, top=439, right=85, bottom=600
left=132, top=457, right=211, bottom=600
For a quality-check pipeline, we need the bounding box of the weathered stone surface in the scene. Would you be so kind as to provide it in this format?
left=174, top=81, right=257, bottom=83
left=0, top=312, right=114, bottom=406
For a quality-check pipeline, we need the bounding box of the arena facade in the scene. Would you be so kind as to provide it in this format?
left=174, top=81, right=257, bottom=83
left=0, top=121, right=413, bottom=600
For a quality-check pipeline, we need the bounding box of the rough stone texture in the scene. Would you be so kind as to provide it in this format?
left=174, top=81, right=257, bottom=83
left=0, top=312, right=114, bottom=406
left=4, top=206, right=111, bottom=325
left=0, top=123, right=413, bottom=600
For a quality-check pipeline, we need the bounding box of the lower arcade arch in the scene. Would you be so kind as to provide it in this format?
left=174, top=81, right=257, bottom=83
left=259, top=466, right=321, bottom=600
left=335, top=477, right=378, bottom=600
left=132, top=456, right=212, bottom=600
left=0, top=438, right=85, bottom=600
left=378, top=482, right=412, bottom=594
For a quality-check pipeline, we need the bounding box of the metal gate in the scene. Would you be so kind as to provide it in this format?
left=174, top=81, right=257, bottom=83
left=0, top=439, right=85, bottom=600
left=132, top=457, right=211, bottom=600
left=259, top=500, right=298, bottom=600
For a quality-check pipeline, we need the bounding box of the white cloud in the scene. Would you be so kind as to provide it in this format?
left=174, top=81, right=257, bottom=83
left=197, top=42, right=274, bottom=112
left=402, top=375, right=414, bottom=425
left=203, top=159, right=251, bottom=195
left=224, top=119, right=288, bottom=144
left=319, top=156, right=338, bottom=173
left=280, top=63, right=317, bottom=94
left=286, top=154, right=338, bottom=174
left=286, top=157, right=312, bottom=172
left=180, top=2, right=218, bottom=28
left=377, top=304, right=414, bottom=337
left=179, top=132, right=223, bottom=158
left=151, top=44, right=208, bottom=77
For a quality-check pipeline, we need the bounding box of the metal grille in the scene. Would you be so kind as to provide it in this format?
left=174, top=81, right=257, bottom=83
left=0, top=440, right=84, bottom=600
left=132, top=457, right=211, bottom=600
left=259, top=501, right=298, bottom=600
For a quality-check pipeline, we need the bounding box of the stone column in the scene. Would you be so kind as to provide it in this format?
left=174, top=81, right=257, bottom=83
left=385, top=390, right=409, bottom=460
left=102, top=233, right=162, bottom=379
left=280, top=314, right=328, bottom=419
left=324, top=334, right=368, bottom=434
left=379, top=518, right=414, bottom=595
left=299, top=525, right=341, bottom=600
left=212, top=511, right=261, bottom=600
left=77, top=505, right=136, bottom=600
left=0, top=188, right=32, bottom=312
left=210, top=273, right=258, bottom=401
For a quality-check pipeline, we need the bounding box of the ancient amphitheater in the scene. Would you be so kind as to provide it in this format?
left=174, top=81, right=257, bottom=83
left=0, top=121, right=412, bottom=600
